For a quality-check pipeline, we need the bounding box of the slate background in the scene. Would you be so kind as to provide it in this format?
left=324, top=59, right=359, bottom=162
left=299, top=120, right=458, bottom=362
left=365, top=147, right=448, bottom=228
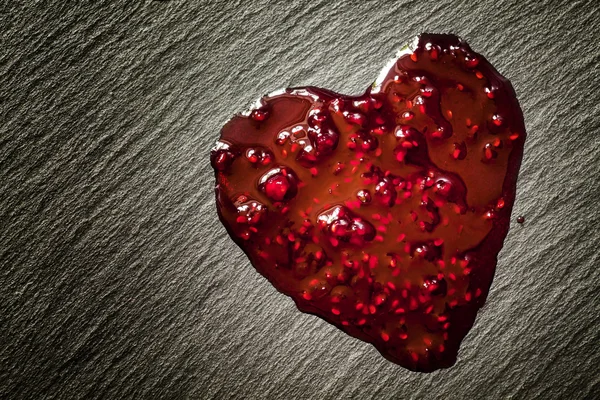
left=1, top=1, right=599, bottom=399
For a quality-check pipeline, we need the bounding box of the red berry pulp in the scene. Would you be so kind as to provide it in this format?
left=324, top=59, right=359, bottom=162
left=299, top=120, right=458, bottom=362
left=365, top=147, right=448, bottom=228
left=211, top=34, right=526, bottom=372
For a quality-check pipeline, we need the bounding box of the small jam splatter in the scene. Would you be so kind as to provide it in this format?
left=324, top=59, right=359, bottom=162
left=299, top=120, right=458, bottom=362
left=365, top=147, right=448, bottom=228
left=211, top=34, right=526, bottom=372
left=517, top=216, right=525, bottom=224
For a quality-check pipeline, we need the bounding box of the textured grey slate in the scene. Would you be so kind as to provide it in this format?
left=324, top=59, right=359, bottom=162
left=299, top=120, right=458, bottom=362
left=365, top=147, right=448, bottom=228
left=1, top=1, right=599, bottom=399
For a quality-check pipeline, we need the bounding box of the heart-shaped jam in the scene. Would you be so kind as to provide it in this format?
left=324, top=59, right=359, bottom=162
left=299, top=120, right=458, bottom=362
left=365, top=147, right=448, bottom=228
left=211, top=33, right=526, bottom=372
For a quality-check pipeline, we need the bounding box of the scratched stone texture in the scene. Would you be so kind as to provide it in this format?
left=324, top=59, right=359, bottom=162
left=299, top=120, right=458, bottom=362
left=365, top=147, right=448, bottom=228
left=1, top=0, right=599, bottom=399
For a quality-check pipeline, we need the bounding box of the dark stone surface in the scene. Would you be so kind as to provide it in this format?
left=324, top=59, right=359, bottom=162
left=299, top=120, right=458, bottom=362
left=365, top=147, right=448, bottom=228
left=1, top=1, right=598, bottom=399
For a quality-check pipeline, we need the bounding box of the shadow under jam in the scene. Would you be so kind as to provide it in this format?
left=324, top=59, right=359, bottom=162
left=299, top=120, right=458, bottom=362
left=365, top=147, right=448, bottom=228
left=211, top=33, right=526, bottom=372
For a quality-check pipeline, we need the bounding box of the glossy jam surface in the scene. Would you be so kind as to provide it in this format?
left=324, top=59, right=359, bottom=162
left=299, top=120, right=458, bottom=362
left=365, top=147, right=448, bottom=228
left=211, top=34, right=526, bottom=372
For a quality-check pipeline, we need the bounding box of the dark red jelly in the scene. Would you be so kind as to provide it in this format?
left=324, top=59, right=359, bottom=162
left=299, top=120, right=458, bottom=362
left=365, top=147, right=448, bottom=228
left=211, top=34, right=526, bottom=372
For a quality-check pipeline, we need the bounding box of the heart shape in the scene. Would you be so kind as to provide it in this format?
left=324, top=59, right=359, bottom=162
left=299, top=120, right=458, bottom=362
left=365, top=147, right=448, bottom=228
left=211, top=33, right=525, bottom=372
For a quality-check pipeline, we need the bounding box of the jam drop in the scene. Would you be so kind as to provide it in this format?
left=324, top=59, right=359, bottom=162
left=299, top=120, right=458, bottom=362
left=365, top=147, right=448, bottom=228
left=317, top=205, right=376, bottom=247
left=235, top=197, right=267, bottom=225
left=210, top=143, right=236, bottom=172
left=211, top=33, right=526, bottom=372
left=245, top=147, right=273, bottom=166
left=258, top=167, right=299, bottom=202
